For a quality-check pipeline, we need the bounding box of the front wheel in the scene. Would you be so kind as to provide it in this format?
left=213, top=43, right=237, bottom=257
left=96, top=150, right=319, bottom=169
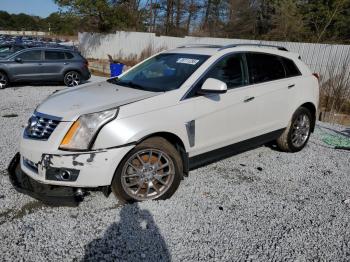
left=64, top=71, right=81, bottom=87
left=276, top=107, right=312, bottom=152
left=112, top=137, right=183, bottom=203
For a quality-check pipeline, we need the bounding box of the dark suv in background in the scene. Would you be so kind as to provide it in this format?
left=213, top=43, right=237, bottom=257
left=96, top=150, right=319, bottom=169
left=0, top=47, right=90, bottom=89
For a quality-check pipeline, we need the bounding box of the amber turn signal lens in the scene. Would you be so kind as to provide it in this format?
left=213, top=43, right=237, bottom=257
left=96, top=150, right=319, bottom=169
left=61, top=120, right=80, bottom=146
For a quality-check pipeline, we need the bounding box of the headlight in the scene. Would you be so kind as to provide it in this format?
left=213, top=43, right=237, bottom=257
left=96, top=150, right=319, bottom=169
left=60, top=108, right=118, bottom=150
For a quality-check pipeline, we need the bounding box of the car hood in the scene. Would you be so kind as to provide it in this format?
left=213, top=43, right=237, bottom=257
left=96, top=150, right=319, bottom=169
left=36, top=81, right=161, bottom=121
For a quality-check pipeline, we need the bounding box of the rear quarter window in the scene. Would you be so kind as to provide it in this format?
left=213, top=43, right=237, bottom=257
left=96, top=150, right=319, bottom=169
left=282, top=58, right=301, bottom=77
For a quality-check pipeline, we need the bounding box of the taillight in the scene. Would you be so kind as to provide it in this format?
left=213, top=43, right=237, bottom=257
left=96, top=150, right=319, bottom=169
left=312, top=73, right=320, bottom=80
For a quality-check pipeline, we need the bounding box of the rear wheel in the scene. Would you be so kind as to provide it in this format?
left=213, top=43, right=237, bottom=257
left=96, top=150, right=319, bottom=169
left=112, top=137, right=183, bottom=203
left=64, top=71, right=81, bottom=87
left=0, top=71, right=9, bottom=89
left=276, top=107, right=312, bottom=152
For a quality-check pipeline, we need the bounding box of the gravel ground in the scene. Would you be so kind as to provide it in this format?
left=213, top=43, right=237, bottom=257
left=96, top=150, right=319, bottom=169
left=0, top=80, right=349, bottom=261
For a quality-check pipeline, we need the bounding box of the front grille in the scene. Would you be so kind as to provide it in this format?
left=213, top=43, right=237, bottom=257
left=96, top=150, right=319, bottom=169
left=24, top=112, right=61, bottom=140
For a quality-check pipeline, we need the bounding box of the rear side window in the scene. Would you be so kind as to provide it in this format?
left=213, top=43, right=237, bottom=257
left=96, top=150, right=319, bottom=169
left=64, top=52, right=74, bottom=59
left=16, top=50, right=42, bottom=61
left=246, top=53, right=286, bottom=84
left=282, top=58, right=301, bottom=77
left=45, top=51, right=65, bottom=60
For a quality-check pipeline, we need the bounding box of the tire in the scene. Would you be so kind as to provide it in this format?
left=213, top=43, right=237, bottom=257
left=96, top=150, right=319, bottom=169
left=64, top=71, right=81, bottom=87
left=276, top=107, right=312, bottom=152
left=112, top=137, right=183, bottom=203
left=0, top=71, right=9, bottom=89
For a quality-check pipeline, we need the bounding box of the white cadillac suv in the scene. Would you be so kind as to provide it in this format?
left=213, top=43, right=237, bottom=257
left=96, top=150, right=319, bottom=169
left=8, top=44, right=319, bottom=204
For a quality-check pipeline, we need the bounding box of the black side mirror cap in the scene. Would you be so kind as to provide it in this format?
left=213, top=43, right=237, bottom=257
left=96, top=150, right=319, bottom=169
left=15, top=57, right=22, bottom=63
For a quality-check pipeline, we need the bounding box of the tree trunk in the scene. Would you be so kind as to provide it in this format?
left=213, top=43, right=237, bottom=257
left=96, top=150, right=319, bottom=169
left=165, top=0, right=174, bottom=34
left=186, top=12, right=192, bottom=34
left=175, top=0, right=182, bottom=32
left=202, top=0, right=212, bottom=30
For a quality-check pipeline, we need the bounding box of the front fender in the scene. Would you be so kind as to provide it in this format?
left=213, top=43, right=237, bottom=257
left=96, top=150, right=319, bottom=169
left=92, top=118, right=190, bottom=151
left=0, top=66, right=12, bottom=81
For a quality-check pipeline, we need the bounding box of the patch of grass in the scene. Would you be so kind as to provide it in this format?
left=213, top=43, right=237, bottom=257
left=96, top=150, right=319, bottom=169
left=90, top=69, right=110, bottom=77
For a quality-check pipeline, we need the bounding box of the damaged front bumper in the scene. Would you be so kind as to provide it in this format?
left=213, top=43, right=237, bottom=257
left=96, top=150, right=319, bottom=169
left=8, top=153, right=84, bottom=206
left=19, top=143, right=134, bottom=188
left=11, top=136, right=134, bottom=205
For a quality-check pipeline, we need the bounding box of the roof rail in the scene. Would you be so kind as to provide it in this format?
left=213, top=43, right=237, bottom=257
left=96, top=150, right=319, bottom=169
left=219, top=43, right=288, bottom=51
left=178, top=44, right=223, bottom=49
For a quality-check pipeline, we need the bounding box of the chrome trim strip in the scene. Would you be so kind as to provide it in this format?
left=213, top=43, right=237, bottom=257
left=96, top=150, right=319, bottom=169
left=185, top=120, right=195, bottom=147
left=34, top=111, right=62, bottom=121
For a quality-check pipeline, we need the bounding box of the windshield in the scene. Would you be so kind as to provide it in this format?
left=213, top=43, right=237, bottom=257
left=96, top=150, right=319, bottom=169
left=109, top=53, right=209, bottom=92
left=0, top=46, right=24, bottom=59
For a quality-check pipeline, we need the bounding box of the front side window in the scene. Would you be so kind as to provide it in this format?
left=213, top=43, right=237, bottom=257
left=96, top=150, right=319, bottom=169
left=246, top=53, right=286, bottom=84
left=16, top=50, right=42, bottom=61
left=45, top=51, right=65, bottom=60
left=109, top=53, right=209, bottom=92
left=202, top=54, right=245, bottom=89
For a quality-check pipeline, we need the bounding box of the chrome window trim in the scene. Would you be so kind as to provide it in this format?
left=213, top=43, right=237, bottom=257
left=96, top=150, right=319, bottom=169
left=181, top=51, right=301, bottom=101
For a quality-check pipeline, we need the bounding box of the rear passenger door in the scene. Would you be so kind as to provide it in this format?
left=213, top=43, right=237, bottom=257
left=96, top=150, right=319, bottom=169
left=245, top=52, right=294, bottom=133
left=42, top=50, right=68, bottom=80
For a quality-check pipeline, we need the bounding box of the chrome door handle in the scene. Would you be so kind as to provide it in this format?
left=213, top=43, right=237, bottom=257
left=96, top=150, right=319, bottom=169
left=244, top=96, right=255, bottom=103
left=64, top=62, right=69, bottom=65
left=288, top=84, right=295, bottom=89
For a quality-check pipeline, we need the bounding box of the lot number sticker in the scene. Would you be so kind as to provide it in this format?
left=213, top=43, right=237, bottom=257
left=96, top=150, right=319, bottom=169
left=176, top=58, right=200, bottom=65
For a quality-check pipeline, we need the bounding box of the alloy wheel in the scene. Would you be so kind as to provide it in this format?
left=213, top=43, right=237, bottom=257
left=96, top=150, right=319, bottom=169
left=0, top=73, right=8, bottom=89
left=121, top=149, right=175, bottom=201
left=291, top=113, right=310, bottom=148
left=65, top=72, right=81, bottom=87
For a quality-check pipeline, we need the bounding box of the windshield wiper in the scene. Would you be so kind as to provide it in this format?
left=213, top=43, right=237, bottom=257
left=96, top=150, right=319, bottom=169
left=107, top=78, right=159, bottom=92
left=110, top=79, right=147, bottom=90
left=107, top=77, right=119, bottom=84
left=127, top=81, right=147, bottom=90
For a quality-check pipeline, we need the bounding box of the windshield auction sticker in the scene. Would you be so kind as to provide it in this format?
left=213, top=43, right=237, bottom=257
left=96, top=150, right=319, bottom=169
left=176, top=58, right=200, bottom=65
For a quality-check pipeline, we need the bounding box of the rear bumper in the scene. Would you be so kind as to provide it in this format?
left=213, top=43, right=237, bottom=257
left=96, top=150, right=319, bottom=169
left=81, top=68, right=91, bottom=80
left=8, top=153, right=83, bottom=206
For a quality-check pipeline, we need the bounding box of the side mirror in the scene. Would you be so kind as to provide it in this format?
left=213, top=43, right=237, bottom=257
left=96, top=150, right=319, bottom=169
left=15, top=57, right=22, bottom=63
left=197, top=78, right=227, bottom=95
